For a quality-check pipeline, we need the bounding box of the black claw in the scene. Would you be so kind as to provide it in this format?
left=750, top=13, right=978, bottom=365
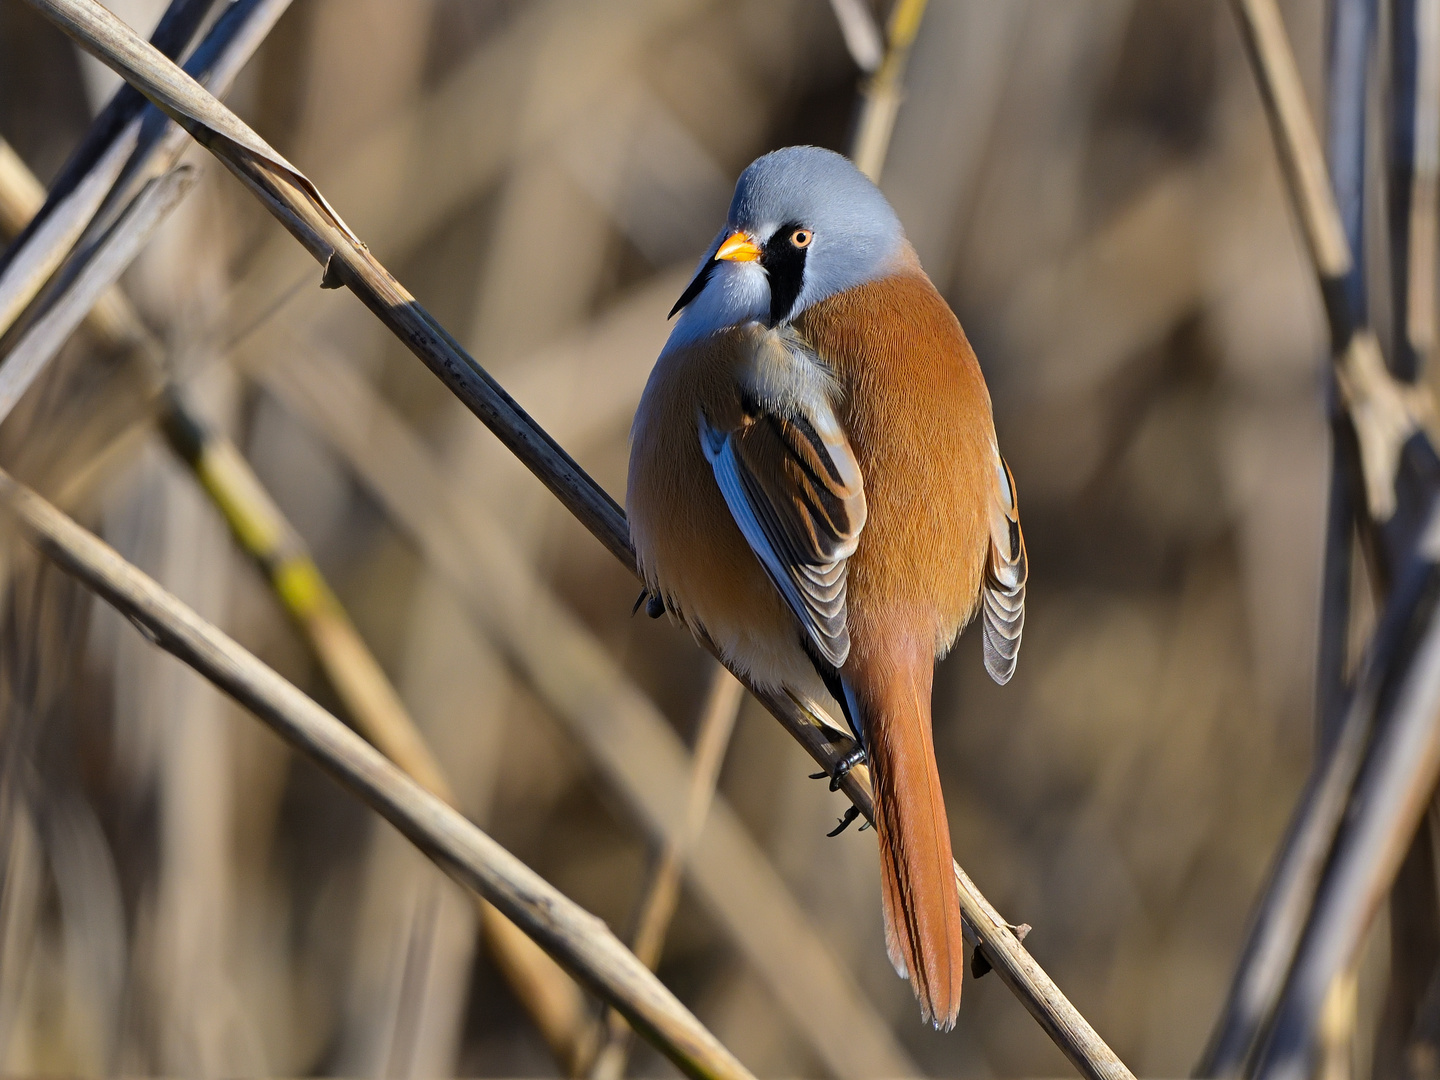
left=809, top=770, right=828, bottom=780
left=827, top=806, right=861, bottom=836
left=631, top=589, right=648, bottom=616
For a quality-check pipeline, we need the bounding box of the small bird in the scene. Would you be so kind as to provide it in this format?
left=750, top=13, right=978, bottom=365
left=627, top=146, right=1025, bottom=1029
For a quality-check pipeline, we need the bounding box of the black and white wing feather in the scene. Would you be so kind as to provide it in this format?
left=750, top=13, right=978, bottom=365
left=981, top=449, right=1026, bottom=684
left=699, top=333, right=866, bottom=668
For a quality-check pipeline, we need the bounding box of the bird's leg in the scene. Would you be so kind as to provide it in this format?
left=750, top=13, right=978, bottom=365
left=822, top=744, right=867, bottom=791
left=810, top=741, right=869, bottom=836
left=808, top=742, right=868, bottom=789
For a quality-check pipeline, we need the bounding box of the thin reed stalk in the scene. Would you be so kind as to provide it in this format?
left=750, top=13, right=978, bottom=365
left=23, top=2, right=1135, bottom=1075
left=0, top=165, right=194, bottom=419
left=584, top=665, right=745, bottom=1080
left=1404, top=0, right=1440, bottom=379
left=1374, top=4, right=1440, bottom=1073
left=0, top=0, right=216, bottom=276
left=1315, top=0, right=1374, bottom=753
left=0, top=466, right=754, bottom=1080
left=849, top=0, right=928, bottom=182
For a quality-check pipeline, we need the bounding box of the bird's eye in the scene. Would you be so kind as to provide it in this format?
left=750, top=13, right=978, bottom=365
left=790, top=229, right=812, bottom=248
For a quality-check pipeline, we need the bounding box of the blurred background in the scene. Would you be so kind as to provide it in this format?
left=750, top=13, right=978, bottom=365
left=0, top=0, right=1355, bottom=1075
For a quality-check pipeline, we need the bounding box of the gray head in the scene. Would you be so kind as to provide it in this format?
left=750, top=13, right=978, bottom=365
left=666, top=146, right=906, bottom=347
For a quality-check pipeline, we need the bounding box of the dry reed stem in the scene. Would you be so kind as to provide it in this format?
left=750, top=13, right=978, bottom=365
left=0, top=141, right=591, bottom=1073
left=585, top=665, right=745, bottom=1080
left=0, top=166, right=194, bottom=421
left=1228, top=0, right=1351, bottom=283
left=28, top=2, right=1134, bottom=1075
left=827, top=0, right=883, bottom=73
left=1407, top=0, right=1440, bottom=372
left=1230, top=0, right=1432, bottom=522
left=0, top=466, right=754, bottom=1080
left=0, top=142, right=46, bottom=238
left=849, top=0, right=928, bottom=182
left=0, top=0, right=292, bottom=346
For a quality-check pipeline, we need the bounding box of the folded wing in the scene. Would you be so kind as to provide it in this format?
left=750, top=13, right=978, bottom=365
left=699, top=347, right=866, bottom=668
left=982, top=449, right=1026, bottom=684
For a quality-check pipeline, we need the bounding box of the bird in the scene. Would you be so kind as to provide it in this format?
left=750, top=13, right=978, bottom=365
left=626, top=145, right=1026, bottom=1030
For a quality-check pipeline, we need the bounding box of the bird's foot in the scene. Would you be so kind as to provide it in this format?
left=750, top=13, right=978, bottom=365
left=811, top=745, right=866, bottom=791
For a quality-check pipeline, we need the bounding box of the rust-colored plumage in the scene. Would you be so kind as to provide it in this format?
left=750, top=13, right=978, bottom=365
left=629, top=256, right=1024, bottom=1029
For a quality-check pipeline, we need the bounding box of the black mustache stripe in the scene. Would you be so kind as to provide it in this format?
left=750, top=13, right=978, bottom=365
left=669, top=257, right=716, bottom=318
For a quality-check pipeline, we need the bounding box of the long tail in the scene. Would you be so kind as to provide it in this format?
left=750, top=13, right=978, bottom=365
left=849, top=647, right=965, bottom=1030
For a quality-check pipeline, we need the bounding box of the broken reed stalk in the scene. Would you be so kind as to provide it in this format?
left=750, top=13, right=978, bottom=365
left=24, top=3, right=1134, bottom=1076
left=0, top=140, right=592, bottom=1075
left=0, top=467, right=753, bottom=1080
left=585, top=665, right=745, bottom=1080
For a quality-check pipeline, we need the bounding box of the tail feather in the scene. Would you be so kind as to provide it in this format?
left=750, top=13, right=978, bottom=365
left=852, top=651, right=965, bottom=1030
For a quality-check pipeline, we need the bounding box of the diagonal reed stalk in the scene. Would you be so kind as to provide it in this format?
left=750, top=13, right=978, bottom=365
left=583, top=665, right=745, bottom=1080
left=21, top=2, right=1134, bottom=1076
left=0, top=0, right=215, bottom=278
left=0, top=137, right=594, bottom=1074
left=158, top=395, right=594, bottom=1071
left=0, top=466, right=754, bottom=1080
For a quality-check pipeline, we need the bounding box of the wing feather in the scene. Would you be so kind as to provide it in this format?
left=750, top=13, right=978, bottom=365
left=699, top=350, right=866, bottom=668
left=982, top=450, right=1026, bottom=684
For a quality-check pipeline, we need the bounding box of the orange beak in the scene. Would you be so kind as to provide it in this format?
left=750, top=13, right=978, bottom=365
left=714, top=230, right=762, bottom=262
